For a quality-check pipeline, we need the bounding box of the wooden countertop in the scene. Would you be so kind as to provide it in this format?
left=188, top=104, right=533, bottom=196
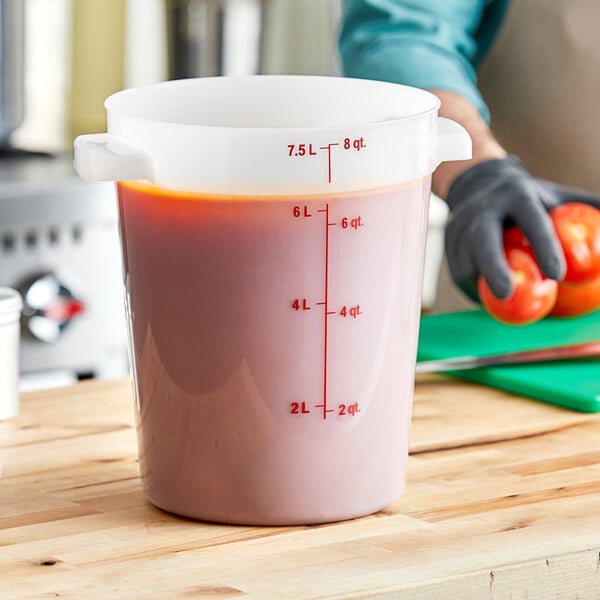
left=2, top=376, right=600, bottom=599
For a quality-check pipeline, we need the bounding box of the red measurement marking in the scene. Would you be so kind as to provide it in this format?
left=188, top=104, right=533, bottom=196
left=339, top=304, right=362, bottom=318
left=292, top=298, right=311, bottom=311
left=341, top=216, right=363, bottom=230
left=316, top=305, right=336, bottom=316
left=296, top=203, right=335, bottom=419
left=322, top=203, right=330, bottom=419
left=320, top=143, right=340, bottom=184
left=288, top=143, right=318, bottom=157
left=290, top=402, right=311, bottom=414
left=293, top=205, right=312, bottom=218
left=339, top=402, right=361, bottom=416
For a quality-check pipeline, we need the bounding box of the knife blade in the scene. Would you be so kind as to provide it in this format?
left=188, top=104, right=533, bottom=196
left=415, top=340, right=600, bottom=373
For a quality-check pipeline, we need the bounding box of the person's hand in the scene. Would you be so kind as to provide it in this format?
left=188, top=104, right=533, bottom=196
left=445, top=156, right=600, bottom=301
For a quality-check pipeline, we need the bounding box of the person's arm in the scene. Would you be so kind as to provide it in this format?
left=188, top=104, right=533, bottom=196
left=430, top=89, right=506, bottom=199
left=339, top=0, right=502, bottom=125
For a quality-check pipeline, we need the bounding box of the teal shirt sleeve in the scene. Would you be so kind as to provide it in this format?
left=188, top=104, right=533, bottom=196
left=339, top=0, right=510, bottom=123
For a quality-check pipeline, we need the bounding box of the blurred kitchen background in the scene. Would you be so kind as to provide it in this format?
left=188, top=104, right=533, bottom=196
left=1, top=0, right=455, bottom=391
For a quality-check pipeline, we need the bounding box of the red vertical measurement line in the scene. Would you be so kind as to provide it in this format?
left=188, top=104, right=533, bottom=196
left=317, top=206, right=335, bottom=420
left=322, top=203, right=330, bottom=420
left=320, top=143, right=339, bottom=184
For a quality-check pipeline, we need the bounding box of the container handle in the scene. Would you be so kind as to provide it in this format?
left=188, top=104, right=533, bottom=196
left=73, top=133, right=153, bottom=182
left=435, top=117, right=472, bottom=165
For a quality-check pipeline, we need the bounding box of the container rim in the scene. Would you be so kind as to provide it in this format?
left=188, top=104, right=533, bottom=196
left=104, top=75, right=441, bottom=133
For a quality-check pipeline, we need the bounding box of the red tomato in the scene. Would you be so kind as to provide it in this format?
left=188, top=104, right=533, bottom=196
left=478, top=247, right=558, bottom=325
left=549, top=203, right=600, bottom=284
left=503, top=225, right=528, bottom=250
left=550, top=274, right=600, bottom=317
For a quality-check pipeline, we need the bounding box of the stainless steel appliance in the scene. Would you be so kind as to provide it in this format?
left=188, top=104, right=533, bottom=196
left=1, top=0, right=128, bottom=389
left=0, top=154, right=128, bottom=389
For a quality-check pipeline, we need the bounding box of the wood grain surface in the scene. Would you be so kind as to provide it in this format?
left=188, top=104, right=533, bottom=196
left=1, top=376, right=600, bottom=599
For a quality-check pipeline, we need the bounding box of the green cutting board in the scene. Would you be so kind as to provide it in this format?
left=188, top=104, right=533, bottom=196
left=417, top=309, right=600, bottom=412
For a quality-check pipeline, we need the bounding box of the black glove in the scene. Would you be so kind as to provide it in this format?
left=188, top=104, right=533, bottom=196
left=445, top=156, right=600, bottom=301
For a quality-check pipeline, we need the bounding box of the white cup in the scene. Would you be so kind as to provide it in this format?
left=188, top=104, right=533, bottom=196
left=0, top=288, right=23, bottom=421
